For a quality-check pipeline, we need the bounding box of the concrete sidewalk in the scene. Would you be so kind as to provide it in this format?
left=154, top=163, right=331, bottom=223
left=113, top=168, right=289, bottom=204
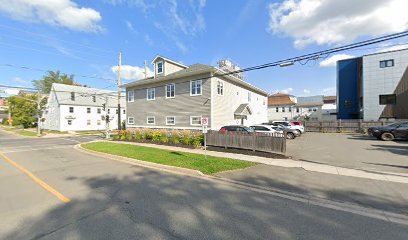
left=101, top=140, right=408, bottom=184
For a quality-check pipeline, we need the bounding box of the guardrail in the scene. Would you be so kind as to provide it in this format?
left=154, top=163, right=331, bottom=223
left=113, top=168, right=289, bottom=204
left=206, top=130, right=286, bottom=154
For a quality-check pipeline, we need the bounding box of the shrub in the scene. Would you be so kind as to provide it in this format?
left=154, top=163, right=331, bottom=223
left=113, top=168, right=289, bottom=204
left=151, top=130, right=161, bottom=142
left=159, top=129, right=169, bottom=143
left=181, top=130, right=191, bottom=145
left=170, top=130, right=180, bottom=144
left=192, top=133, right=204, bottom=148
left=142, top=128, right=151, bottom=140
left=134, top=129, right=142, bottom=141
left=125, top=130, right=133, bottom=141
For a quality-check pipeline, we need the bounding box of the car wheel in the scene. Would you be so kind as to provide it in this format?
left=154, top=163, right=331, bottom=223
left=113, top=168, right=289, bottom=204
left=294, top=130, right=301, bottom=136
left=380, top=132, right=394, bottom=141
left=286, top=132, right=295, bottom=139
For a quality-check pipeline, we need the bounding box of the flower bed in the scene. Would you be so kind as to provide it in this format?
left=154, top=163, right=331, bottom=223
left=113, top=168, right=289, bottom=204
left=112, top=128, right=204, bottom=148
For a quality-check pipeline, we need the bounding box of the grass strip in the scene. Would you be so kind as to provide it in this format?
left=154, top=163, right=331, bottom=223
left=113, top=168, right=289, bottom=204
left=82, top=142, right=257, bottom=174
left=15, top=130, right=37, bottom=137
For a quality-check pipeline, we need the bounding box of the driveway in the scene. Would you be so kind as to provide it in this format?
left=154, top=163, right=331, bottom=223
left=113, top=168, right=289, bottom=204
left=286, top=132, right=408, bottom=174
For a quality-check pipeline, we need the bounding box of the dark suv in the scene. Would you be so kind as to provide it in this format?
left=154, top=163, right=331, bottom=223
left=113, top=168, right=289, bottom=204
left=368, top=122, right=408, bottom=141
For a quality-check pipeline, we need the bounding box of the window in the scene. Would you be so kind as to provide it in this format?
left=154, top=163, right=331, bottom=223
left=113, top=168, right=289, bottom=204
left=92, top=96, right=96, bottom=102
left=147, top=88, right=156, bottom=100
left=69, top=107, right=74, bottom=113
left=67, top=120, right=72, bottom=125
left=217, top=81, right=224, bottom=95
left=276, top=107, right=279, bottom=112
left=282, top=107, right=285, bottom=112
left=166, top=116, right=175, bottom=125
left=97, top=108, right=101, bottom=114
left=97, top=120, right=101, bottom=125
left=248, top=92, right=252, bottom=102
left=288, top=107, right=292, bottom=112
left=379, top=94, right=396, bottom=105
left=116, top=109, right=118, bottom=114
left=379, top=59, right=394, bottom=68
left=313, top=108, right=317, bottom=112
left=296, top=107, right=300, bottom=113
left=123, top=109, right=126, bottom=114
left=70, top=92, right=75, bottom=101
left=308, top=108, right=312, bottom=112
left=87, top=107, right=91, bottom=113
left=147, top=116, right=155, bottom=125
left=108, top=109, right=110, bottom=114
left=190, top=80, right=202, bottom=96
left=156, top=61, right=163, bottom=74
left=190, top=116, right=201, bottom=126
left=128, top=117, right=134, bottom=124
left=87, top=119, right=91, bottom=125
left=127, top=90, right=134, bottom=102
left=166, top=84, right=175, bottom=98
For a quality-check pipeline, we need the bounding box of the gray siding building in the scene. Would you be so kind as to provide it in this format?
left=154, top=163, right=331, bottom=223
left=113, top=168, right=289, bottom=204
left=123, top=56, right=268, bottom=130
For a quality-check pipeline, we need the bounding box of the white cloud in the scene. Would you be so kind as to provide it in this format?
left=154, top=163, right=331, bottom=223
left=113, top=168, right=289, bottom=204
left=111, top=65, right=153, bottom=80
left=377, top=43, right=408, bottom=53
left=268, top=0, right=408, bottom=48
left=319, top=54, right=355, bottom=67
left=303, top=89, right=311, bottom=94
left=14, top=77, right=26, bottom=85
left=144, top=34, right=153, bottom=46
left=125, top=20, right=137, bottom=33
left=0, top=0, right=103, bottom=32
left=273, top=87, right=293, bottom=94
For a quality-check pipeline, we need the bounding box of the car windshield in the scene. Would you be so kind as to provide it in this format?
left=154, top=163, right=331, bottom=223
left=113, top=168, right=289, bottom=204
left=242, top=127, right=255, bottom=132
left=386, top=122, right=401, bottom=127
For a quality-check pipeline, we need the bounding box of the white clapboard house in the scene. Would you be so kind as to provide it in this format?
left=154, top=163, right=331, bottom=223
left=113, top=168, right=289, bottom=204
left=42, top=83, right=126, bottom=132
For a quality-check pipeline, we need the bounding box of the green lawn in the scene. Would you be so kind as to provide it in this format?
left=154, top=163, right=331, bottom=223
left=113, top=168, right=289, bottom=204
left=15, top=130, right=38, bottom=137
left=43, top=130, right=68, bottom=134
left=76, top=130, right=104, bottom=135
left=82, top=142, right=257, bottom=174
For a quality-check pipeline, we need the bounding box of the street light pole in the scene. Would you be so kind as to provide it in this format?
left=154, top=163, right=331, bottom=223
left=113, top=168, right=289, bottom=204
left=37, top=91, right=41, bottom=137
left=117, top=51, right=122, bottom=130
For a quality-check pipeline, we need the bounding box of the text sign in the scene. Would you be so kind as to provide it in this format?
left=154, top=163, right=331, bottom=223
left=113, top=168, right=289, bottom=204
left=201, top=117, right=209, bottom=126
left=202, top=125, right=208, bottom=133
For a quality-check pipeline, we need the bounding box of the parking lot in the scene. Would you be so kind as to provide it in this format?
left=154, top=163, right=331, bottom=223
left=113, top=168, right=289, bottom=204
left=286, top=132, right=408, bottom=174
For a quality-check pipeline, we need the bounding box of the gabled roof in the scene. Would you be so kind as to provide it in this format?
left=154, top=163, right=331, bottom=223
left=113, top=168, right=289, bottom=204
left=50, top=83, right=125, bottom=107
left=234, top=103, right=252, bottom=116
left=268, top=94, right=295, bottom=106
left=122, top=63, right=269, bottom=96
left=151, top=55, right=188, bottom=68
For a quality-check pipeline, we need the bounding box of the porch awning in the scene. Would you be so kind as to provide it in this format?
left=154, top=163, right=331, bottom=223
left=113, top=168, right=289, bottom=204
left=234, top=104, right=252, bottom=118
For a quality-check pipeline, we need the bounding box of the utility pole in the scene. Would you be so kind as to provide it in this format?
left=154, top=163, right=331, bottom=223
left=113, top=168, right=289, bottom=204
left=117, top=51, right=122, bottom=130
left=104, top=96, right=110, bottom=139
left=8, top=105, right=12, bottom=127
left=36, top=91, right=41, bottom=137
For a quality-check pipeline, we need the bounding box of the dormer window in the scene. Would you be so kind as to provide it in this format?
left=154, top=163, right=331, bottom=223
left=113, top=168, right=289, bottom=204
left=156, top=61, right=164, bottom=74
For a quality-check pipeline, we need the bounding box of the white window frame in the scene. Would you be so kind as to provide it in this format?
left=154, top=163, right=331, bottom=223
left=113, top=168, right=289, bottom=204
left=156, top=61, right=164, bottom=74
left=217, top=80, right=224, bottom=96
left=127, top=117, right=135, bottom=124
left=127, top=90, right=134, bottom=102
left=147, top=116, right=155, bottom=125
left=97, top=120, right=101, bottom=125
left=147, top=88, right=156, bottom=100
left=165, top=83, right=175, bottom=99
left=166, top=116, right=175, bottom=125
left=69, top=107, right=74, bottom=113
left=87, top=119, right=91, bottom=125
left=248, top=92, right=252, bottom=102
left=190, top=116, right=202, bottom=126
left=190, top=80, right=202, bottom=96
left=87, top=107, right=91, bottom=114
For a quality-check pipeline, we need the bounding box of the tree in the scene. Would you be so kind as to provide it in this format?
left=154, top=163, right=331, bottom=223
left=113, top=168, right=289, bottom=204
left=7, top=94, right=38, bottom=128
left=32, top=70, right=78, bottom=94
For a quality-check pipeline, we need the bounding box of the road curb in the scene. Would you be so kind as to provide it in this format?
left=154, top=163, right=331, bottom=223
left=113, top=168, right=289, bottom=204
left=74, top=144, right=205, bottom=177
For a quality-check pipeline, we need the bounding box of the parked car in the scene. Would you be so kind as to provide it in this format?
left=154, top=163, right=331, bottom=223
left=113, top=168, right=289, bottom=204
left=260, top=124, right=298, bottom=139
left=290, top=121, right=305, bottom=133
left=272, top=121, right=304, bottom=134
left=250, top=125, right=283, bottom=134
left=219, top=125, right=255, bottom=134
left=367, top=122, right=408, bottom=141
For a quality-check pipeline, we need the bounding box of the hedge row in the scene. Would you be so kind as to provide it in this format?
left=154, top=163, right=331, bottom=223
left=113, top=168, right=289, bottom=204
left=112, top=128, right=204, bottom=148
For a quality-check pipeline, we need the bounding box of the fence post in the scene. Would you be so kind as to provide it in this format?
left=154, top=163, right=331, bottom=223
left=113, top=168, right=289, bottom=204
left=338, top=119, right=342, bottom=133
left=224, top=130, right=228, bottom=149
left=358, top=119, right=362, bottom=133
left=252, top=131, right=256, bottom=152
left=319, top=121, right=323, bottom=132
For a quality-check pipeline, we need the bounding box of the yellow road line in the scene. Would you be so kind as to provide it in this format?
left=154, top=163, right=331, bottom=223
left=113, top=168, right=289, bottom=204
left=0, top=151, right=70, bottom=203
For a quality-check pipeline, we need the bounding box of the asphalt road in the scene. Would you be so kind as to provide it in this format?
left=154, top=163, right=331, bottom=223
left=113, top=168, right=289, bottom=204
left=1, top=130, right=408, bottom=240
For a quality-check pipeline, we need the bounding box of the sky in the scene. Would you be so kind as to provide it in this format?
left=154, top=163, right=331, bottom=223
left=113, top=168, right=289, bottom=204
left=0, top=0, right=408, bottom=97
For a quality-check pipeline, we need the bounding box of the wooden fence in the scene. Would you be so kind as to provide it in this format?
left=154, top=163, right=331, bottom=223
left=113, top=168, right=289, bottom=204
left=303, top=120, right=406, bottom=133
left=206, top=131, right=286, bottom=154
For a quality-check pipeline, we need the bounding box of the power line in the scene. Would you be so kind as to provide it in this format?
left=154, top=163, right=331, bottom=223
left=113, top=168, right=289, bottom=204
left=0, top=63, right=117, bottom=82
